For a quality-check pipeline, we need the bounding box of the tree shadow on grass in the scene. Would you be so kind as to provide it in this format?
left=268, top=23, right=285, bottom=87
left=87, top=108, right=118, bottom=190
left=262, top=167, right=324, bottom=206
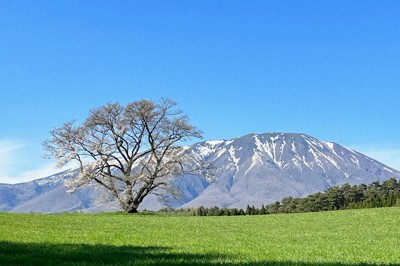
left=0, top=241, right=398, bottom=266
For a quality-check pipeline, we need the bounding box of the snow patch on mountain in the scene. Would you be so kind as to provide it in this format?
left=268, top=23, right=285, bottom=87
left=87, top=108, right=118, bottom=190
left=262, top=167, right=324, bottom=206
left=1, top=132, right=399, bottom=212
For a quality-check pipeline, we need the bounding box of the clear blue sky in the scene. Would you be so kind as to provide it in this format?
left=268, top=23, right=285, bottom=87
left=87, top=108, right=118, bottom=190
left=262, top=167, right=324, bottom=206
left=1, top=1, right=400, bottom=183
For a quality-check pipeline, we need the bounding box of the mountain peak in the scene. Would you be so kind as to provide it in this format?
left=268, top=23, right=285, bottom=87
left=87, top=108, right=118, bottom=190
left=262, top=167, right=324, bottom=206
left=184, top=132, right=399, bottom=208
left=1, top=132, right=399, bottom=212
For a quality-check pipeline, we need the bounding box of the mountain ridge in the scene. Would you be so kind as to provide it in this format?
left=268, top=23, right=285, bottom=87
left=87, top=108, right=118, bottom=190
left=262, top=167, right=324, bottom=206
left=181, top=132, right=399, bottom=208
left=1, top=132, right=399, bottom=212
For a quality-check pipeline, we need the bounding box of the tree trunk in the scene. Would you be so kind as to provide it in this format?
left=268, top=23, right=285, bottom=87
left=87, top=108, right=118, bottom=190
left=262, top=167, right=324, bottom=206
left=126, top=208, right=138, bottom=213
left=124, top=203, right=139, bottom=213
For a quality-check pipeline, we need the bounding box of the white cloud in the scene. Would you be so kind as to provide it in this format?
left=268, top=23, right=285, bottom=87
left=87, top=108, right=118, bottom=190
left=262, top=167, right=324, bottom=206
left=0, top=163, right=61, bottom=184
left=0, top=139, right=61, bottom=184
left=0, top=140, right=25, bottom=170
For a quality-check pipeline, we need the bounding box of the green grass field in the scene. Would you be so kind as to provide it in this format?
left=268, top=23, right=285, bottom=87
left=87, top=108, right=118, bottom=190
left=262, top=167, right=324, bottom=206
left=0, top=208, right=400, bottom=265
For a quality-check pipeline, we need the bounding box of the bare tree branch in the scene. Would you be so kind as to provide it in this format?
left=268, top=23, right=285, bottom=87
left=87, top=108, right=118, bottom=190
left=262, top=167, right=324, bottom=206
left=43, top=98, right=207, bottom=213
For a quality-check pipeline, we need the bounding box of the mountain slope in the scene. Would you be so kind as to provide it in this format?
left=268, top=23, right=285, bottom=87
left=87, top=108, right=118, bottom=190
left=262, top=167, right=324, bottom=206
left=1, top=132, right=399, bottom=212
left=183, top=133, right=399, bottom=208
left=0, top=170, right=108, bottom=213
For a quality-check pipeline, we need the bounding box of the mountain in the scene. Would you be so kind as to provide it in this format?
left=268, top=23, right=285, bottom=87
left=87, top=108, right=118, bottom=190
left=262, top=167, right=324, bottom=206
left=183, top=133, right=399, bottom=208
left=1, top=132, right=399, bottom=212
left=0, top=170, right=108, bottom=213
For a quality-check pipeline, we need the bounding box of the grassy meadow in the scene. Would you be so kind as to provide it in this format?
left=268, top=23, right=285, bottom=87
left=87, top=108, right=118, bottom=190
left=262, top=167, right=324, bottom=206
left=0, top=207, right=400, bottom=265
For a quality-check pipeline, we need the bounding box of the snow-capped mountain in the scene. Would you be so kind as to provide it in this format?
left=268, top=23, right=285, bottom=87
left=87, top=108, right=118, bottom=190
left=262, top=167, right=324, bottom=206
left=1, top=132, right=399, bottom=212
left=0, top=170, right=105, bottom=212
left=183, top=133, right=399, bottom=208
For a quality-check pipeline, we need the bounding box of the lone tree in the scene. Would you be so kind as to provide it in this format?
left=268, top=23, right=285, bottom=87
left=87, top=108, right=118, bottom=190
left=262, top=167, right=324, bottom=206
left=43, top=98, right=204, bottom=213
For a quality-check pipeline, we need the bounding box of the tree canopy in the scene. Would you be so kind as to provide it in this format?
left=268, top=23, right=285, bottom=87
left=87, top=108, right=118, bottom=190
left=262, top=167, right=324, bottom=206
left=43, top=98, right=205, bottom=213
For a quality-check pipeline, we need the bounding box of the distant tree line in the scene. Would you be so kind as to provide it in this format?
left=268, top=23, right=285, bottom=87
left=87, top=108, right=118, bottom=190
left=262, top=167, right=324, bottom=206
left=155, top=178, right=400, bottom=216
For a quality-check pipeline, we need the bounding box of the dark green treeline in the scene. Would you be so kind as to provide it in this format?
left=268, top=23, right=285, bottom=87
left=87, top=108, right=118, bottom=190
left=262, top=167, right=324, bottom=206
left=155, top=178, right=400, bottom=216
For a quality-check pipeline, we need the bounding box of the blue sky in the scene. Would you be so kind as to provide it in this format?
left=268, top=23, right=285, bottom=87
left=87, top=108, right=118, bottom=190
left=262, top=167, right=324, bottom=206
left=1, top=1, right=400, bottom=183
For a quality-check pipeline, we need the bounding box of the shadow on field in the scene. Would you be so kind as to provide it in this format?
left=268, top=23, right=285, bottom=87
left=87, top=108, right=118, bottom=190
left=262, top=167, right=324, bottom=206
left=0, top=241, right=398, bottom=266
